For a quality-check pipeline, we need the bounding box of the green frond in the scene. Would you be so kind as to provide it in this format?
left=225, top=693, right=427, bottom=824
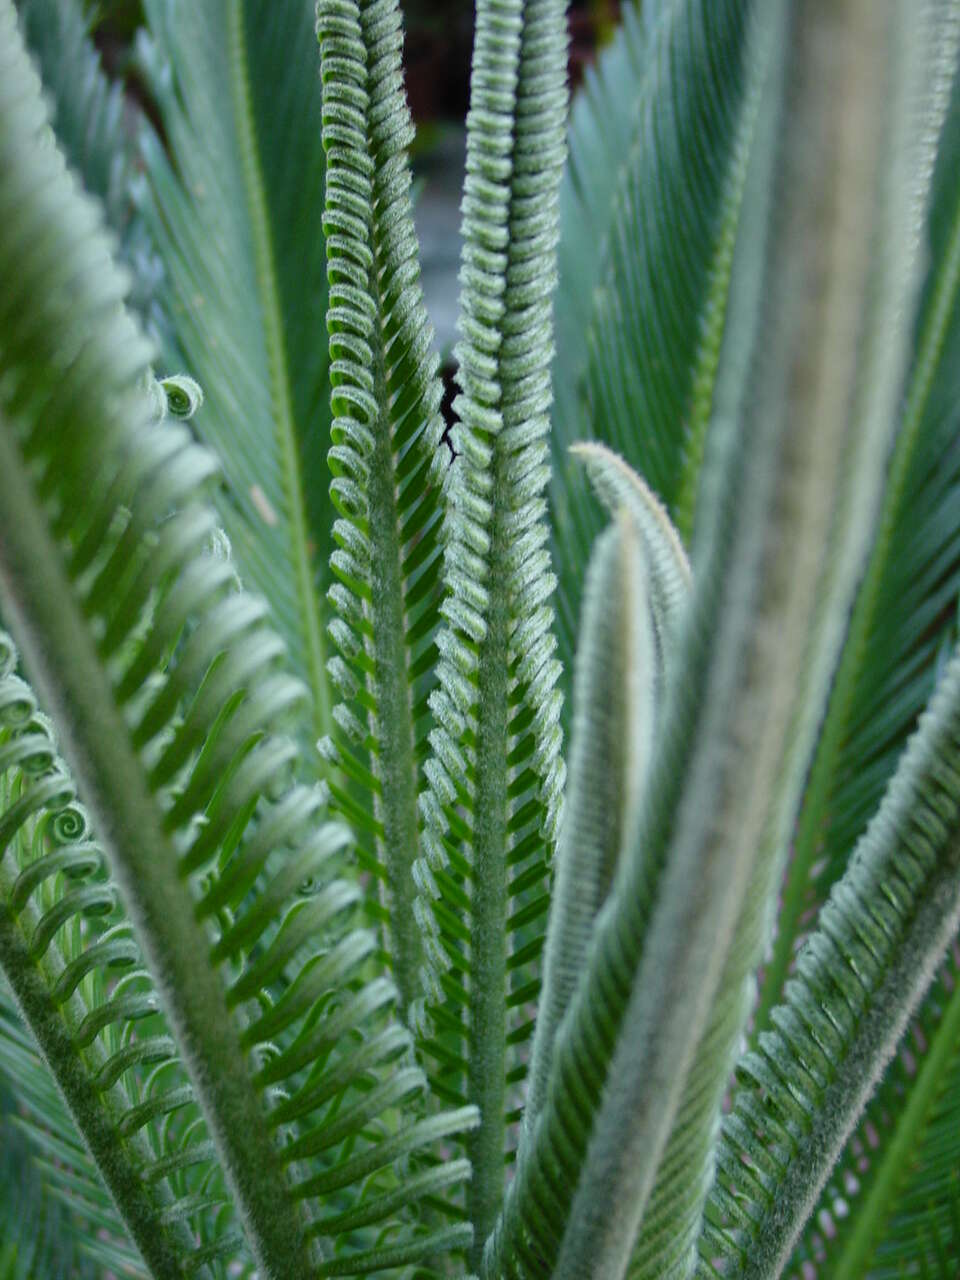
left=549, top=0, right=760, bottom=695
left=0, top=1037, right=107, bottom=1279
left=0, top=630, right=242, bottom=1278
left=756, top=11, right=960, bottom=1032
left=410, top=0, right=569, bottom=1263
left=315, top=0, right=446, bottom=1015
left=521, top=508, right=660, bottom=1150
left=786, top=949, right=960, bottom=1279
left=700, top=652, right=960, bottom=1280
left=0, top=7, right=475, bottom=1275
left=572, top=441, right=691, bottom=685
left=16, top=0, right=165, bottom=333
left=0, top=988, right=157, bottom=1279
left=485, top=0, right=947, bottom=1272
left=137, top=0, right=335, bottom=742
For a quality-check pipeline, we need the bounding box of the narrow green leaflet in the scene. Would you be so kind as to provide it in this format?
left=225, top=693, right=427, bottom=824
left=412, top=0, right=569, bottom=1264
left=0, top=1035, right=108, bottom=1280
left=138, top=0, right=335, bottom=741
left=315, top=0, right=447, bottom=1015
left=0, top=6, right=474, bottom=1275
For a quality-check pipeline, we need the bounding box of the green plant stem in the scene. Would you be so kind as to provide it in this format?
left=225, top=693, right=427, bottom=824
left=467, top=492, right=511, bottom=1271
left=366, top=335, right=423, bottom=1012
left=227, top=0, right=330, bottom=742
left=0, top=424, right=315, bottom=1280
left=756, top=143, right=960, bottom=1033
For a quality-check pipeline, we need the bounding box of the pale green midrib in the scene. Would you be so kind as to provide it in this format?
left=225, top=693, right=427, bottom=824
left=674, top=44, right=762, bottom=545
left=0, top=428, right=316, bottom=1280
left=466, top=495, right=511, bottom=1273
left=829, top=969, right=960, bottom=1279
left=226, top=0, right=330, bottom=742
left=0, top=880, right=200, bottom=1280
left=364, top=254, right=423, bottom=1016
left=755, top=175, right=960, bottom=1034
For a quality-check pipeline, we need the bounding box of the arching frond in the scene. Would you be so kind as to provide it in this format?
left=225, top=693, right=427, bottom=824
left=315, top=0, right=446, bottom=1014
left=0, top=6, right=475, bottom=1275
left=137, top=0, right=335, bottom=742
left=410, top=0, right=569, bottom=1263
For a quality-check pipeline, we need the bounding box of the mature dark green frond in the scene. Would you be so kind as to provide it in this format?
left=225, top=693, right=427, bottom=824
left=786, top=948, right=960, bottom=1279
left=0, top=7, right=475, bottom=1275
left=549, top=0, right=760, bottom=690
left=700, top=653, right=960, bottom=1279
left=138, top=0, right=335, bottom=742
left=315, top=0, right=447, bottom=1016
left=410, top=0, right=569, bottom=1263
left=16, top=0, right=165, bottom=334
left=757, top=22, right=960, bottom=1031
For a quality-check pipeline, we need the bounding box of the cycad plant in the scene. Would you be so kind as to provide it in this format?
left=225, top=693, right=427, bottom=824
left=3, top=0, right=960, bottom=1276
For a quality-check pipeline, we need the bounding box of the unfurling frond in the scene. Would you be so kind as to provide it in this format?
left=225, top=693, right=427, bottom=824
left=316, top=0, right=447, bottom=1015
left=0, top=630, right=240, bottom=1278
left=521, top=506, right=663, bottom=1150
left=0, top=5, right=475, bottom=1275
left=410, top=0, right=569, bottom=1263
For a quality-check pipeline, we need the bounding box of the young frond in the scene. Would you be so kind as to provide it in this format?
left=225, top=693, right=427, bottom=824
left=316, top=0, right=447, bottom=1014
left=0, top=7, right=475, bottom=1275
left=411, top=0, right=569, bottom=1261
left=0, top=629, right=241, bottom=1277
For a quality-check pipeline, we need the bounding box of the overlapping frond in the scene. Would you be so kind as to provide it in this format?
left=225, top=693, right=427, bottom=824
left=550, top=0, right=759, bottom=690
left=408, top=0, right=569, bottom=1263
left=0, top=629, right=242, bottom=1277
left=315, top=0, right=447, bottom=1013
left=699, top=653, right=960, bottom=1279
left=137, top=0, right=335, bottom=741
left=0, top=6, right=475, bottom=1275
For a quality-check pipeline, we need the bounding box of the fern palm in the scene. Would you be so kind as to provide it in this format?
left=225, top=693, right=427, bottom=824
left=3, top=0, right=960, bottom=1278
